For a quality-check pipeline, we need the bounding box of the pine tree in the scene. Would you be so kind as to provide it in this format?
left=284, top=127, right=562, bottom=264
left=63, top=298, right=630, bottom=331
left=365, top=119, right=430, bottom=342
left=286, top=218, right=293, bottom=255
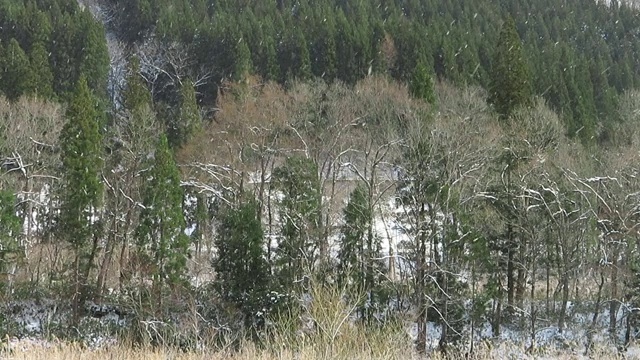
left=167, top=80, right=200, bottom=148
left=58, top=75, right=103, bottom=321
left=23, top=5, right=52, bottom=46
left=278, top=29, right=312, bottom=82
left=338, top=185, right=372, bottom=288
left=310, top=15, right=337, bottom=79
left=213, top=197, right=270, bottom=328
left=120, top=0, right=154, bottom=43
left=232, top=36, right=252, bottom=82
left=51, top=13, right=77, bottom=96
left=0, top=191, right=20, bottom=291
left=29, top=41, right=54, bottom=100
left=488, top=16, right=532, bottom=120
left=122, top=55, right=152, bottom=111
left=263, top=34, right=280, bottom=82
left=1, top=38, right=34, bottom=100
left=77, top=11, right=109, bottom=97
left=409, top=61, right=436, bottom=105
left=136, top=134, right=189, bottom=302
left=272, top=156, right=321, bottom=291
left=338, top=184, right=384, bottom=321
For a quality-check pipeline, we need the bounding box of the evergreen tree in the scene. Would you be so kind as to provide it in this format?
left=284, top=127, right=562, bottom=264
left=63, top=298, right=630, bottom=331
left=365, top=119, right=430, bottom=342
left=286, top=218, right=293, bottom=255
left=0, top=191, right=20, bottom=291
left=488, top=16, right=532, bottom=120
left=310, top=16, right=337, bottom=80
left=136, top=134, right=189, bottom=302
left=122, top=55, right=152, bottom=111
left=278, top=29, right=311, bottom=82
left=58, top=75, right=103, bottom=321
left=120, top=0, right=154, bottom=43
left=167, top=80, right=200, bottom=148
left=409, top=61, right=436, bottom=105
left=29, top=41, right=54, bottom=100
left=51, top=13, right=77, bottom=96
left=213, top=197, right=270, bottom=328
left=234, top=37, right=253, bottom=82
left=272, top=156, right=321, bottom=291
left=1, top=38, right=34, bottom=100
left=338, top=185, right=372, bottom=287
left=338, top=185, right=383, bottom=321
left=77, top=11, right=109, bottom=97
left=262, top=34, right=280, bottom=82
left=23, top=5, right=52, bottom=46
left=335, top=12, right=359, bottom=84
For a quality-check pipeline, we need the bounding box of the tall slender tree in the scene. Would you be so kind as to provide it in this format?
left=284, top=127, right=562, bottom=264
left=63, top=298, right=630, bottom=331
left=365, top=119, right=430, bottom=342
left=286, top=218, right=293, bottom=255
left=167, top=79, right=200, bottom=148
left=338, top=184, right=383, bottom=321
left=58, top=75, right=103, bottom=322
left=29, top=41, right=55, bottom=100
left=273, top=156, right=321, bottom=291
left=213, top=197, right=270, bottom=328
left=136, top=134, right=189, bottom=305
left=488, top=16, right=532, bottom=120
left=1, top=38, right=34, bottom=100
left=0, top=190, right=20, bottom=293
left=409, top=61, right=436, bottom=105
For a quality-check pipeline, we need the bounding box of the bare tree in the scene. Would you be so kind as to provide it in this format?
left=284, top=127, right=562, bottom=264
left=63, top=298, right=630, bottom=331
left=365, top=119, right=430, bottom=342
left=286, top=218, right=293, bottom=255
left=137, top=38, right=211, bottom=102
left=395, top=82, right=498, bottom=352
left=0, top=97, right=64, bottom=287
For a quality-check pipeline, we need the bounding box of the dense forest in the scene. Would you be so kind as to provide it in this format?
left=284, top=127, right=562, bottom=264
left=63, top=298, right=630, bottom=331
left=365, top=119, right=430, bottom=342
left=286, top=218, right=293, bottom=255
left=3, top=0, right=640, bottom=357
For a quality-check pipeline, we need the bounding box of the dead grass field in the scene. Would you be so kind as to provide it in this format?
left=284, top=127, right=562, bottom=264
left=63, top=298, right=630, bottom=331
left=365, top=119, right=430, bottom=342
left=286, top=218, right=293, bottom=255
left=3, top=340, right=636, bottom=360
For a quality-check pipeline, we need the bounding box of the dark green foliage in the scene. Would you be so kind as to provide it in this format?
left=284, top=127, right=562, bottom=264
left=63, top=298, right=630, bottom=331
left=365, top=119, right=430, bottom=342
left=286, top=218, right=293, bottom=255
left=59, top=76, right=103, bottom=250
left=76, top=11, right=109, bottom=98
left=232, top=38, right=252, bottom=82
left=272, top=156, right=321, bottom=290
left=49, top=13, right=78, bottom=96
left=23, top=4, right=52, bottom=46
left=409, top=62, right=436, bottom=105
left=278, top=29, right=312, bottom=82
left=0, top=38, right=34, bottom=100
left=122, top=56, right=152, bottom=111
left=338, top=185, right=373, bottom=288
left=167, top=80, right=201, bottom=148
left=118, top=0, right=154, bottom=42
left=136, top=134, right=189, bottom=291
left=0, top=191, right=20, bottom=278
left=28, top=41, right=54, bottom=99
left=0, top=0, right=109, bottom=99
left=338, top=185, right=385, bottom=321
left=100, top=0, right=640, bottom=142
left=58, top=76, right=104, bottom=320
left=213, top=197, right=270, bottom=328
left=488, top=16, right=531, bottom=120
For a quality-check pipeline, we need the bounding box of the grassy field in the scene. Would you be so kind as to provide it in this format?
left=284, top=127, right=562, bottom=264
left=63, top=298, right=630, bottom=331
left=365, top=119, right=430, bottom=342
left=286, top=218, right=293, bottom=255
left=2, top=282, right=638, bottom=360
left=4, top=340, right=637, bottom=360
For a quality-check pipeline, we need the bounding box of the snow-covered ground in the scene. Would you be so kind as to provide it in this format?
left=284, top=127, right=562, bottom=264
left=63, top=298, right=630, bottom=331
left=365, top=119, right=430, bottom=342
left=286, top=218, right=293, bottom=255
left=3, top=296, right=640, bottom=357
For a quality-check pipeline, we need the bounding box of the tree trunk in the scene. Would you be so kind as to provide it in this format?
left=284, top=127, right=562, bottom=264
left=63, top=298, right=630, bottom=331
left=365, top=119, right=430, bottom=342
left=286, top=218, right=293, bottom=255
left=81, top=220, right=101, bottom=300
left=558, top=273, right=569, bottom=333
left=507, top=224, right=515, bottom=308
left=610, top=256, right=620, bottom=340
left=585, top=269, right=605, bottom=355
left=492, top=297, right=502, bottom=337
left=96, top=216, right=116, bottom=300
left=528, top=255, right=537, bottom=353
left=506, top=169, right=515, bottom=308
left=72, top=252, right=81, bottom=325
left=415, top=203, right=427, bottom=353
left=546, top=257, right=551, bottom=317
left=516, top=233, right=527, bottom=309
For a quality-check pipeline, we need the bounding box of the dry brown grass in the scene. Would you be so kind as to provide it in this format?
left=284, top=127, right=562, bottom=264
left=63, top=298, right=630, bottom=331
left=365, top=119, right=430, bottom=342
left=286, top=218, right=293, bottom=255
left=4, top=344, right=415, bottom=360
left=4, top=340, right=636, bottom=360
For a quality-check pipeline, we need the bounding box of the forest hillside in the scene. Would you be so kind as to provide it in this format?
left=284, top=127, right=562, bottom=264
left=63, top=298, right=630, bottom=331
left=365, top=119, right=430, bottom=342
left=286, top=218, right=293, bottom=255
left=3, top=0, right=640, bottom=358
